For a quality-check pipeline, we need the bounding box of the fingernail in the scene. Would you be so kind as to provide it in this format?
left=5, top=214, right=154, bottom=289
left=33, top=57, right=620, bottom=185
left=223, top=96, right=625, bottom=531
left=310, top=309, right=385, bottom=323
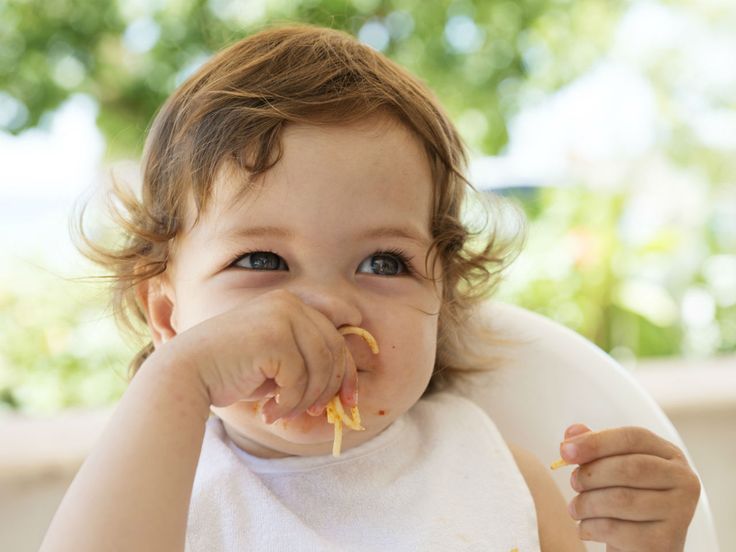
left=565, top=424, right=590, bottom=438
left=567, top=500, right=577, bottom=519
left=570, top=469, right=581, bottom=491
left=561, top=442, right=578, bottom=461
left=307, top=404, right=325, bottom=416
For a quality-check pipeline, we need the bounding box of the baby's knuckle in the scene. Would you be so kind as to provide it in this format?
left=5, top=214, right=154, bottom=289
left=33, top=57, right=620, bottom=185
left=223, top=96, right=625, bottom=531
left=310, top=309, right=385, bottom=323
left=669, top=443, right=687, bottom=461
left=682, top=471, right=701, bottom=499
left=689, top=473, right=702, bottom=496
left=669, top=462, right=698, bottom=492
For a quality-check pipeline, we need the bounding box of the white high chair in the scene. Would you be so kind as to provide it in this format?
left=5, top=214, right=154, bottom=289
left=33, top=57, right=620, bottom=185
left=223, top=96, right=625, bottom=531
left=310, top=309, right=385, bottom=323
left=463, top=302, right=719, bottom=552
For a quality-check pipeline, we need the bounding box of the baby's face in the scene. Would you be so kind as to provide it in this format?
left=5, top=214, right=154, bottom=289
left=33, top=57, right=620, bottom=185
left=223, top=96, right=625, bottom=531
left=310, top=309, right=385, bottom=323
left=164, top=116, right=442, bottom=457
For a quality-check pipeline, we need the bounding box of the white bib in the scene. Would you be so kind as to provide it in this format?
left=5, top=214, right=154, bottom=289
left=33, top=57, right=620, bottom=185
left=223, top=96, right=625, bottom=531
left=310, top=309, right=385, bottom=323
left=186, top=392, right=540, bottom=552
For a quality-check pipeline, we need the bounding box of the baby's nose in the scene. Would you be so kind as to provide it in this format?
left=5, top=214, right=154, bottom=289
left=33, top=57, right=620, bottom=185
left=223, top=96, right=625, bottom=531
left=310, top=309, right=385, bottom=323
left=290, top=285, right=363, bottom=329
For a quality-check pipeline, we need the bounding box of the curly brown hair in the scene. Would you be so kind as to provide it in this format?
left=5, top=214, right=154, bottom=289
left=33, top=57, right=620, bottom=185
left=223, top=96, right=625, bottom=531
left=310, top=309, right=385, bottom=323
left=75, top=24, right=524, bottom=392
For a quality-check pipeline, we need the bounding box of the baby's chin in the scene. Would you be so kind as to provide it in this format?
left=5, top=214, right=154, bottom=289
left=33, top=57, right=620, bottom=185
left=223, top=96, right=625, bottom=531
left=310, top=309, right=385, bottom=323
left=264, top=411, right=393, bottom=455
left=267, top=411, right=336, bottom=445
left=213, top=404, right=387, bottom=458
left=212, top=405, right=337, bottom=456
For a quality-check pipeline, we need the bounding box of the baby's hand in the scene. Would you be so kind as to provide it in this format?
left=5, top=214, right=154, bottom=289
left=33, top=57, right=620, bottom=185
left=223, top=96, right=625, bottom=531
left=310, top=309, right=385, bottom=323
left=561, top=424, right=701, bottom=552
left=165, top=289, right=357, bottom=423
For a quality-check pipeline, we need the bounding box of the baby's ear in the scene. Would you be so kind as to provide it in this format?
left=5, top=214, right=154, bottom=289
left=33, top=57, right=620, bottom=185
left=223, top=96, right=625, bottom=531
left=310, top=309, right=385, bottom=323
left=137, top=277, right=177, bottom=347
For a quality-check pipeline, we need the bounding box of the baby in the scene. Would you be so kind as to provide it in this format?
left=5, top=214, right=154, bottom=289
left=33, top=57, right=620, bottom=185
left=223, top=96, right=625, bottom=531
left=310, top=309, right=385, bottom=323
left=42, top=25, right=700, bottom=551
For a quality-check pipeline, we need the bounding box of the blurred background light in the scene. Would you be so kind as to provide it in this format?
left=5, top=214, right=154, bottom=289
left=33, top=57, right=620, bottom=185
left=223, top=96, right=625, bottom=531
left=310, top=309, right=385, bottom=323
left=444, top=15, right=484, bottom=54
left=358, top=20, right=390, bottom=51
left=122, top=18, right=161, bottom=54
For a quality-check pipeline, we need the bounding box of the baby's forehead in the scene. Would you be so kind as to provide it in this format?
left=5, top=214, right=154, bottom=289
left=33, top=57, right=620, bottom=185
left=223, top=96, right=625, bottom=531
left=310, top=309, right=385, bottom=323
left=192, top=118, right=433, bottom=217
left=178, top=135, right=435, bottom=254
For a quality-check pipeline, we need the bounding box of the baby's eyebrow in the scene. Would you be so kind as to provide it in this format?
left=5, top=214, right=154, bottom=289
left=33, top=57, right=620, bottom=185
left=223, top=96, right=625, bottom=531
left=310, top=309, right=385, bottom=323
left=357, top=226, right=431, bottom=247
left=219, top=225, right=431, bottom=247
left=220, top=225, right=294, bottom=241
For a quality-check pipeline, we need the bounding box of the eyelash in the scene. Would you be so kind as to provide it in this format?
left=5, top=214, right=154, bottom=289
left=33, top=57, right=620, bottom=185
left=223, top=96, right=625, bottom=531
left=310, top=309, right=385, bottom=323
left=228, top=247, right=416, bottom=276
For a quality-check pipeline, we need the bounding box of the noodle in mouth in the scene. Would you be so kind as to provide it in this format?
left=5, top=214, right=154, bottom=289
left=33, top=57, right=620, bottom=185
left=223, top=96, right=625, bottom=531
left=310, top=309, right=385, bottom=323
left=326, top=326, right=379, bottom=456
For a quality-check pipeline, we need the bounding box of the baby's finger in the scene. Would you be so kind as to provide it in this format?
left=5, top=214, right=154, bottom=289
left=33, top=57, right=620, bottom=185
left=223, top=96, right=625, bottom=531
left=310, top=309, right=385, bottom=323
left=296, top=307, right=354, bottom=412
left=571, top=454, right=680, bottom=492
left=577, top=518, right=667, bottom=551
left=561, top=426, right=683, bottom=465
left=257, top=335, right=308, bottom=423
left=245, top=379, right=279, bottom=401
left=338, top=347, right=358, bottom=409
left=565, top=423, right=591, bottom=440
left=569, top=487, right=671, bottom=522
left=308, top=344, right=347, bottom=415
left=278, top=316, right=341, bottom=420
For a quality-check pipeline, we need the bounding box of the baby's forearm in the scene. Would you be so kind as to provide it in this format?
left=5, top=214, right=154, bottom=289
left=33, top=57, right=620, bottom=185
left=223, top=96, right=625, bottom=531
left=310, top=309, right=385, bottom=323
left=40, top=347, right=211, bottom=552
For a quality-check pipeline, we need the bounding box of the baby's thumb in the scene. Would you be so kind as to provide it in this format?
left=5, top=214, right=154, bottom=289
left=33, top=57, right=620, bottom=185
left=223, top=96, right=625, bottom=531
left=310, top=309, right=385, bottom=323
left=564, top=423, right=592, bottom=440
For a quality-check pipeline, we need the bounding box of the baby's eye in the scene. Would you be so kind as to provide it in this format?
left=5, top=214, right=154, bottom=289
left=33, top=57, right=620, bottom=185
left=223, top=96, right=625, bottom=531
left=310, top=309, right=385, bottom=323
left=358, top=250, right=412, bottom=276
left=232, top=251, right=288, bottom=271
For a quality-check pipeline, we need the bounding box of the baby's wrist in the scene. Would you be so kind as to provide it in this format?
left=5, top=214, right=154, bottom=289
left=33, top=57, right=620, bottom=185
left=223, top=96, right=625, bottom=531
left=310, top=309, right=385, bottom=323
left=141, top=342, right=212, bottom=418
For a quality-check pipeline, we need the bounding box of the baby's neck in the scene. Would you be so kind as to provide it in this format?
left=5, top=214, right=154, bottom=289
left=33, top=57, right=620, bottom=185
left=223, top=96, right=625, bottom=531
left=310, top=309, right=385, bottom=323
left=220, top=421, right=293, bottom=458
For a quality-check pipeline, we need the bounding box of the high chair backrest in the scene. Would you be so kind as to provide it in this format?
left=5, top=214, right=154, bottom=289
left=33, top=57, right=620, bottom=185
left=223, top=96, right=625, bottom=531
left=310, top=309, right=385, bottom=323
left=458, top=302, right=719, bottom=552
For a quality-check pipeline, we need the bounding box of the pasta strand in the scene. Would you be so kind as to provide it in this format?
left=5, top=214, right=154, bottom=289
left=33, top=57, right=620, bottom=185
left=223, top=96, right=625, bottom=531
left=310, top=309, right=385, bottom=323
left=325, top=325, right=379, bottom=456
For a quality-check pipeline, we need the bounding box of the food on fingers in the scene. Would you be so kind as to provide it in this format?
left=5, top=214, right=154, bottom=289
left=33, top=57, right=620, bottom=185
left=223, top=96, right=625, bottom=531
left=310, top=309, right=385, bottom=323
left=549, top=457, right=570, bottom=470
left=325, top=325, right=379, bottom=456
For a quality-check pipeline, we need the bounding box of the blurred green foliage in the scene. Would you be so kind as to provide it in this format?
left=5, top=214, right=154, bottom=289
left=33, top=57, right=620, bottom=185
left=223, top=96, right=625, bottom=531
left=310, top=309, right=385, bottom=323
left=0, top=264, right=133, bottom=414
left=495, top=187, right=736, bottom=358
left=0, top=0, right=622, bottom=158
